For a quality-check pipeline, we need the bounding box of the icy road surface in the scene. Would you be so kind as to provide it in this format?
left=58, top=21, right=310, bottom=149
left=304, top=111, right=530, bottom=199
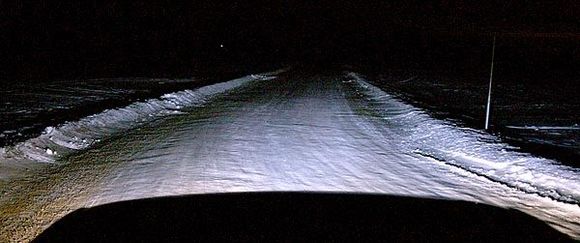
left=1, top=71, right=580, bottom=241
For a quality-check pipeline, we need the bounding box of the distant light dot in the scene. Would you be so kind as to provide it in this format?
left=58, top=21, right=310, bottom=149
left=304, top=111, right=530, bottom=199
left=220, top=44, right=224, bottom=48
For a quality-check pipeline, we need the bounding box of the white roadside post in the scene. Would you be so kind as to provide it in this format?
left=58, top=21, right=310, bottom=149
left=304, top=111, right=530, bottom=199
left=485, top=35, right=497, bottom=130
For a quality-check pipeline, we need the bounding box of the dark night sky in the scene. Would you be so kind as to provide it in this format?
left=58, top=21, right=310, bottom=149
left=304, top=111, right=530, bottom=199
left=1, top=1, right=579, bottom=81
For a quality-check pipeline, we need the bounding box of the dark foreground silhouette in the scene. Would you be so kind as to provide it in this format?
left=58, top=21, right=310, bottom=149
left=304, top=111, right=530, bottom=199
left=34, top=192, right=571, bottom=242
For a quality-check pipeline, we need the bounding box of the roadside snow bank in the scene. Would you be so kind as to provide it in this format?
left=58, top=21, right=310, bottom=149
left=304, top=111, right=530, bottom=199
left=0, top=70, right=284, bottom=167
left=347, top=72, right=580, bottom=205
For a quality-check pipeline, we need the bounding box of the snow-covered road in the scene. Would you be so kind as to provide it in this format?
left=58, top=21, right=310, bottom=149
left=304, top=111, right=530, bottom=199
left=1, top=71, right=579, bottom=241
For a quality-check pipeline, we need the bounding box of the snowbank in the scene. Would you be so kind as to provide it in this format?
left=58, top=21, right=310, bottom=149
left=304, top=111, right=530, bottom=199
left=348, top=72, right=580, bottom=204
left=0, top=70, right=284, bottom=168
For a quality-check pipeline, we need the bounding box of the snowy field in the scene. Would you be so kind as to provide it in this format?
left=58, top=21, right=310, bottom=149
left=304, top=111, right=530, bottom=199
left=1, top=70, right=579, bottom=241
left=0, top=77, right=206, bottom=147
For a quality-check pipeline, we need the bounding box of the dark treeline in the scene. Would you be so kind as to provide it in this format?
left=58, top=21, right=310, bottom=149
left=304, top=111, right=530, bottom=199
left=0, top=1, right=578, bottom=83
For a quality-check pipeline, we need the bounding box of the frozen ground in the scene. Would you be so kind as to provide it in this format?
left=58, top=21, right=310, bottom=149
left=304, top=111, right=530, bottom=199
left=0, top=70, right=579, bottom=241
